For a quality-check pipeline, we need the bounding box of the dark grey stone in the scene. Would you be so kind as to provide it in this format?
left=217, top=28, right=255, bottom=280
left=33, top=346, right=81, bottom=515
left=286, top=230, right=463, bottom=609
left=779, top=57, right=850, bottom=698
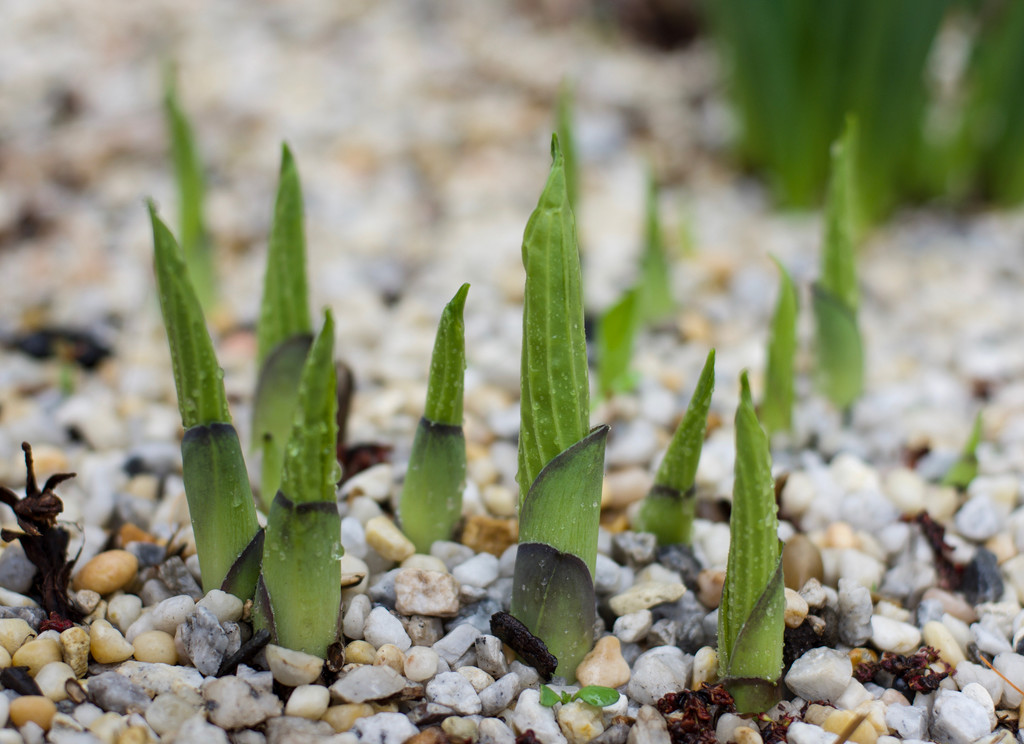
left=648, top=619, right=680, bottom=648
left=159, top=556, right=203, bottom=600
left=612, top=532, right=657, bottom=569
left=0, top=543, right=36, bottom=593
left=655, top=544, right=703, bottom=588
left=179, top=606, right=230, bottom=676
left=368, top=568, right=400, bottom=608
left=125, top=541, right=166, bottom=569
left=962, top=548, right=1004, bottom=605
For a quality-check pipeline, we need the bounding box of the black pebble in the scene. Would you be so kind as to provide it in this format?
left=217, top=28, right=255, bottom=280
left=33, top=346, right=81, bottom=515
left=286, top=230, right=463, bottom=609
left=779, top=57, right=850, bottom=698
left=961, top=548, right=1003, bottom=605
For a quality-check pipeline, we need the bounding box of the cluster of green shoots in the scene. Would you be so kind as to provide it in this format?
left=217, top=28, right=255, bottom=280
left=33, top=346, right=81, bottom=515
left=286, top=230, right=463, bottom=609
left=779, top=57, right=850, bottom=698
left=709, top=0, right=1024, bottom=218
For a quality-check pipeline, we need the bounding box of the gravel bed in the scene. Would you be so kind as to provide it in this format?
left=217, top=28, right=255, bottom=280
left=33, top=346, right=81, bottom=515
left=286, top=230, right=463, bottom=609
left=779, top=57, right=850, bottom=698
left=3, top=2, right=1024, bottom=743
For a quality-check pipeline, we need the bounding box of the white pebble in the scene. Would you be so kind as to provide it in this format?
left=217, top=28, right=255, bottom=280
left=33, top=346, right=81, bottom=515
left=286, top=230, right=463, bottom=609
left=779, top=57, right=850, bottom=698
left=196, top=591, right=243, bottom=623
left=870, top=615, right=921, bottom=654
left=363, top=606, right=411, bottom=651
left=284, top=684, right=330, bottom=719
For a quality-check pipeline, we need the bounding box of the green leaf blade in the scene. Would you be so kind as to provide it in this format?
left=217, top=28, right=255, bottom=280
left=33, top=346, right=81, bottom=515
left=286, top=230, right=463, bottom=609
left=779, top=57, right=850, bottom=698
left=812, top=284, right=864, bottom=411
left=596, top=289, right=639, bottom=399
left=943, top=411, right=983, bottom=489
left=636, top=172, right=674, bottom=324
left=399, top=420, right=466, bottom=554
left=761, top=257, right=799, bottom=436
left=424, top=283, right=469, bottom=426
left=821, top=122, right=860, bottom=310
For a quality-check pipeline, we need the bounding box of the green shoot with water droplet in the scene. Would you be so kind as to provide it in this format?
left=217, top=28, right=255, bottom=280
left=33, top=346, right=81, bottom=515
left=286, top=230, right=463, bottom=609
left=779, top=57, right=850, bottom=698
left=761, top=256, right=799, bottom=437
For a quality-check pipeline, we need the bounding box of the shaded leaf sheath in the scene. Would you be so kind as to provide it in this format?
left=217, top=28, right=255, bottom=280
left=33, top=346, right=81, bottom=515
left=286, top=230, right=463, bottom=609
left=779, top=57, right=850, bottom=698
left=812, top=284, right=863, bottom=412
left=253, top=335, right=313, bottom=504
left=637, top=172, right=674, bottom=323
left=257, top=144, right=312, bottom=366
left=761, top=257, right=799, bottom=436
left=634, top=348, right=715, bottom=545
left=719, top=372, right=783, bottom=713
left=596, top=289, right=639, bottom=398
left=516, top=425, right=609, bottom=578
left=511, top=542, right=596, bottom=682
left=517, top=135, right=590, bottom=508
left=943, top=411, right=983, bottom=489
left=400, top=284, right=470, bottom=553
left=181, top=425, right=262, bottom=597
left=163, top=74, right=214, bottom=310
left=150, top=204, right=230, bottom=429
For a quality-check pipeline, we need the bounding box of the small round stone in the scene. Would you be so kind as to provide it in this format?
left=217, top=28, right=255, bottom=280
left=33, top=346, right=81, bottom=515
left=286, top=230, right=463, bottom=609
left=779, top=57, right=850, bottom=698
left=922, top=621, right=966, bottom=668
left=196, top=590, right=244, bottom=623
left=73, top=550, right=139, bottom=595
left=266, top=643, right=325, bottom=686
left=784, top=588, right=810, bottom=628
left=34, top=661, right=76, bottom=701
left=90, top=619, right=134, bottom=664
left=823, top=709, right=877, bottom=744
left=375, top=643, right=406, bottom=674
left=12, top=637, right=62, bottom=676
left=0, top=617, right=36, bottom=655
left=782, top=534, right=825, bottom=591
left=9, top=695, right=56, bottom=731
left=365, top=516, right=416, bottom=562
left=575, top=635, right=630, bottom=688
left=285, top=684, right=331, bottom=719
left=692, top=646, right=719, bottom=688
left=60, top=625, right=90, bottom=677
left=404, top=646, right=440, bottom=682
left=132, top=630, right=178, bottom=664
left=107, top=594, right=143, bottom=633
left=734, top=726, right=763, bottom=744
left=322, top=703, right=376, bottom=732
left=345, top=640, right=377, bottom=665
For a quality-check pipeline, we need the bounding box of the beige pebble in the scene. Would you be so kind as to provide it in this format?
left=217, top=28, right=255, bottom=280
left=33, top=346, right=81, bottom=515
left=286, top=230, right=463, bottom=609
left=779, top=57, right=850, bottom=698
left=609, top=581, right=686, bottom=616
left=118, top=725, right=151, bottom=744
left=924, top=485, right=959, bottom=521
left=920, top=587, right=977, bottom=624
left=985, top=532, right=1016, bottom=565
left=404, top=646, right=440, bottom=682
left=0, top=645, right=11, bottom=668
left=734, top=726, right=763, bottom=744
left=73, top=550, right=139, bottom=595
left=784, top=588, right=809, bottom=628
left=34, top=661, right=76, bottom=701
left=266, top=643, right=324, bottom=687
left=804, top=704, right=833, bottom=726
left=558, top=699, right=605, bottom=744
left=375, top=644, right=406, bottom=674
left=9, top=695, right=57, bottom=731
left=132, top=630, right=178, bottom=664
left=322, top=703, right=375, bottom=732
left=601, top=467, right=652, bottom=510
left=83, top=599, right=108, bottom=625
left=60, top=626, right=90, bottom=677
left=443, top=715, right=479, bottom=744
left=922, top=621, right=965, bottom=668
left=457, top=665, right=494, bottom=693
left=345, top=640, right=377, bottom=665
left=782, top=534, right=825, bottom=591
left=74, top=590, right=102, bottom=614
left=90, top=619, right=134, bottom=664
left=575, top=635, right=630, bottom=688
left=855, top=701, right=888, bottom=735
left=823, top=709, right=877, bottom=744
left=691, top=646, right=718, bottom=688
left=0, top=617, right=36, bottom=655
left=697, top=569, right=726, bottom=609
left=12, top=637, right=62, bottom=676
left=482, top=484, right=517, bottom=517
left=823, top=522, right=859, bottom=550
left=365, top=516, right=415, bottom=562
left=107, top=594, right=143, bottom=633
left=87, top=711, right=127, bottom=741
left=400, top=554, right=449, bottom=573
left=285, top=684, right=331, bottom=719
left=467, top=453, right=499, bottom=488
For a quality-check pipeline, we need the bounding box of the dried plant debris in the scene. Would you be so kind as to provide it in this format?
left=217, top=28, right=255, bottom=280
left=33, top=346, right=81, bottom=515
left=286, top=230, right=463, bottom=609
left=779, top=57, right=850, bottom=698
left=490, top=610, right=557, bottom=681
left=6, top=327, right=111, bottom=369
left=658, top=684, right=736, bottom=744
left=905, top=511, right=963, bottom=590
left=853, top=646, right=952, bottom=694
left=0, top=442, right=83, bottom=622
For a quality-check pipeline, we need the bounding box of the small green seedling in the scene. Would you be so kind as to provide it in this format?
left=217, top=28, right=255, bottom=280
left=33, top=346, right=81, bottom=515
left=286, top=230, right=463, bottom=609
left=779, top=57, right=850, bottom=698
left=556, top=81, right=579, bottom=215
left=399, top=283, right=470, bottom=553
left=813, top=123, right=863, bottom=414
left=719, top=372, right=784, bottom=713
left=633, top=348, right=715, bottom=545
left=539, top=684, right=620, bottom=708
left=252, top=145, right=314, bottom=505
left=760, top=256, right=798, bottom=436
left=150, top=204, right=263, bottom=599
left=942, top=411, right=983, bottom=490
left=596, top=287, right=640, bottom=399
left=163, top=67, right=215, bottom=311
left=636, top=171, right=674, bottom=324
left=512, top=135, right=606, bottom=682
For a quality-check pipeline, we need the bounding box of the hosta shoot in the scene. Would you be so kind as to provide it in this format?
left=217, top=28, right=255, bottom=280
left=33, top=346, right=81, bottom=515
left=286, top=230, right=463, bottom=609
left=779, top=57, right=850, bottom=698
left=636, top=172, right=674, bottom=324
left=399, top=283, right=470, bottom=553
left=257, top=311, right=343, bottom=657
left=253, top=145, right=314, bottom=503
left=163, top=69, right=215, bottom=311
left=556, top=81, right=579, bottom=214
left=149, top=204, right=262, bottom=599
left=633, top=349, right=715, bottom=545
left=760, top=256, right=798, bottom=436
left=943, top=411, right=983, bottom=490
left=596, top=288, right=639, bottom=399
left=719, top=372, right=784, bottom=713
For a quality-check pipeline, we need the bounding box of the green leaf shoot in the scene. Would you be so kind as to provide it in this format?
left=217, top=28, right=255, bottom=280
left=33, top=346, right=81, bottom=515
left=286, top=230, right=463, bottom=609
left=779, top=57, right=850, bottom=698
left=820, top=122, right=860, bottom=310
left=257, top=144, right=313, bottom=366
left=812, top=284, right=863, bottom=413
left=634, top=348, right=715, bottom=545
left=539, top=685, right=563, bottom=707
left=596, top=288, right=640, bottom=399
left=163, top=68, right=215, bottom=311
left=517, top=134, right=590, bottom=508
left=719, top=372, right=784, bottom=713
left=149, top=203, right=230, bottom=428
left=942, top=410, right=983, bottom=489
left=636, top=172, right=674, bottom=324
left=575, top=686, right=620, bottom=707
left=399, top=283, right=470, bottom=553
left=556, top=81, right=579, bottom=214
left=761, top=257, right=799, bottom=436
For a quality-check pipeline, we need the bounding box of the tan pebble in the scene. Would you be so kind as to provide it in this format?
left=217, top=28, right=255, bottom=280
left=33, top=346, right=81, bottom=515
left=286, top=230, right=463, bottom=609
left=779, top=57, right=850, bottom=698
left=266, top=643, right=324, bottom=686
left=340, top=554, right=369, bottom=596
left=985, top=532, right=1016, bottom=564
left=822, top=522, right=858, bottom=550
left=132, top=630, right=178, bottom=664
left=610, top=581, right=686, bottom=616
left=784, top=588, right=809, bottom=628
left=9, top=695, right=57, bottom=730
left=87, top=711, right=127, bottom=741
left=375, top=644, right=406, bottom=674
left=460, top=514, right=518, bottom=556
left=602, top=467, right=652, bottom=510
left=60, top=626, right=90, bottom=677
left=12, top=637, right=62, bottom=676
left=406, top=726, right=448, bottom=744
left=575, top=635, right=630, bottom=688
left=920, top=587, right=977, bottom=624
left=482, top=484, right=517, bottom=517
left=0, top=617, right=36, bottom=655
left=73, top=550, right=139, bottom=595
left=922, top=621, right=965, bottom=668
left=782, top=534, right=825, bottom=591
left=404, top=647, right=440, bottom=682
left=558, top=700, right=604, bottom=744
left=848, top=648, right=878, bottom=669
left=90, top=619, right=134, bottom=664
left=854, top=701, right=888, bottom=735
left=880, top=689, right=910, bottom=706
left=345, top=640, right=377, bottom=665
left=734, top=726, right=763, bottom=744
left=691, top=646, right=718, bottom=687
left=924, top=485, right=958, bottom=522
left=365, top=516, right=415, bottom=562
left=117, top=725, right=151, bottom=744
left=443, top=716, right=478, bottom=744
left=74, top=589, right=102, bottom=614
left=804, top=704, right=833, bottom=726
left=83, top=599, right=108, bottom=624
left=823, top=709, right=877, bottom=744
left=0, top=645, right=11, bottom=668
left=34, top=661, right=77, bottom=701
left=284, top=684, right=331, bottom=719
left=467, top=453, right=499, bottom=488
left=696, top=570, right=726, bottom=609
left=400, top=554, right=449, bottom=573
left=322, top=703, right=375, bottom=732
left=457, top=665, right=494, bottom=693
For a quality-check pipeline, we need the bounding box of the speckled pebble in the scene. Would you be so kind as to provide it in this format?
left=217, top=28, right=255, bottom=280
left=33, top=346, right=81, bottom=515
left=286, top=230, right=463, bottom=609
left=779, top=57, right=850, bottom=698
left=59, top=625, right=89, bottom=677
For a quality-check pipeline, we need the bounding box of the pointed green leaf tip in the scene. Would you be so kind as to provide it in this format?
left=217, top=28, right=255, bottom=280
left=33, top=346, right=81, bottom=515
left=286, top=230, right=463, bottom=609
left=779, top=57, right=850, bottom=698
left=637, top=171, right=674, bottom=323
left=596, top=288, right=639, bottom=398
left=720, top=371, right=783, bottom=713
left=761, top=256, right=798, bottom=436
left=425, top=283, right=469, bottom=426
left=943, top=411, right=983, bottom=489
left=258, top=143, right=312, bottom=365
left=149, top=202, right=231, bottom=428
left=517, top=134, right=590, bottom=508
left=822, top=122, right=859, bottom=311
left=280, top=310, right=340, bottom=504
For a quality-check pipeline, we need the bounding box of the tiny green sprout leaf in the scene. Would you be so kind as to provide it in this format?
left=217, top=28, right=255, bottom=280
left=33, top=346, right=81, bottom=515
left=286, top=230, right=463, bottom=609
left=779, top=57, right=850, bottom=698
left=257, top=144, right=312, bottom=366
left=634, top=348, right=715, bottom=545
left=596, top=288, right=640, bottom=399
left=637, top=172, right=674, bottom=324
left=539, top=685, right=561, bottom=707
left=163, top=69, right=214, bottom=311
left=556, top=81, right=579, bottom=213
left=575, top=686, right=621, bottom=707
left=150, top=204, right=230, bottom=428
left=518, top=134, right=590, bottom=508
left=943, top=411, right=983, bottom=489
left=812, top=284, right=863, bottom=412
left=821, top=122, right=860, bottom=311
left=424, top=283, right=469, bottom=427
left=761, top=256, right=799, bottom=436
left=719, top=372, right=783, bottom=713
